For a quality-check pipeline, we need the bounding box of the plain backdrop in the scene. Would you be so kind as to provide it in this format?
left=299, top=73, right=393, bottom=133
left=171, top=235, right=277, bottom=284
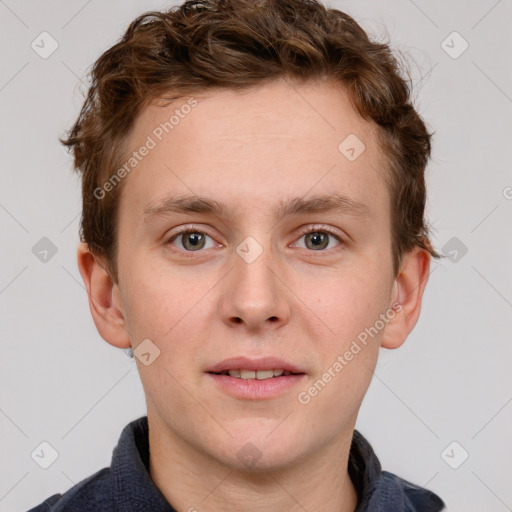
left=1, top=1, right=511, bottom=511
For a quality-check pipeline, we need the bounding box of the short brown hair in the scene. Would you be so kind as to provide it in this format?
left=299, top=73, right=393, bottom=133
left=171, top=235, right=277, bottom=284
left=61, top=0, right=441, bottom=283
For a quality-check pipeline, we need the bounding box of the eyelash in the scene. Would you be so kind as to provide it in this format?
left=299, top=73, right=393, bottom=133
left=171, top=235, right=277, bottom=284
left=165, top=224, right=344, bottom=255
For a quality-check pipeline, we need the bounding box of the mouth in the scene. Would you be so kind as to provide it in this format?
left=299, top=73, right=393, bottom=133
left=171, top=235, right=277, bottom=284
left=205, top=356, right=307, bottom=398
left=205, top=356, right=306, bottom=378
left=208, top=368, right=303, bottom=380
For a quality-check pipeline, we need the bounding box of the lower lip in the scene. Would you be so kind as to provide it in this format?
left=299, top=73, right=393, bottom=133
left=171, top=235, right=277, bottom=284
left=206, top=373, right=307, bottom=400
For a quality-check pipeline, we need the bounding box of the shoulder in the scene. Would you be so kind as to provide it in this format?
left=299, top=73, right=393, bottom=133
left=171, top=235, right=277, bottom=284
left=349, top=430, right=445, bottom=512
left=379, top=471, right=446, bottom=512
left=26, top=467, right=111, bottom=512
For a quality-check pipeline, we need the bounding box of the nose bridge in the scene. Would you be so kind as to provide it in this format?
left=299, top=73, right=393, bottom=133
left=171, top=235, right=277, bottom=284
left=221, top=233, right=290, bottom=330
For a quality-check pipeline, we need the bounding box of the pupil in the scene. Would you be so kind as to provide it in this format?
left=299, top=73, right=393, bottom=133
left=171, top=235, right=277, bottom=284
left=307, top=232, right=327, bottom=250
left=185, top=233, right=204, bottom=250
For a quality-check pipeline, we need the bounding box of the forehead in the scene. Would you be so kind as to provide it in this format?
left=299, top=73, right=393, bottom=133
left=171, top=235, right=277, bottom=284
left=118, top=78, right=388, bottom=225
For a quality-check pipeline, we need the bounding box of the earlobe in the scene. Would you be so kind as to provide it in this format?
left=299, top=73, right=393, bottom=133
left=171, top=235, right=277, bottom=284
left=76, top=242, right=132, bottom=349
left=380, top=247, right=431, bottom=350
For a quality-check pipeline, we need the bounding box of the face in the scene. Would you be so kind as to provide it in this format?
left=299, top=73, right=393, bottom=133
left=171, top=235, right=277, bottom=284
left=113, top=78, right=397, bottom=471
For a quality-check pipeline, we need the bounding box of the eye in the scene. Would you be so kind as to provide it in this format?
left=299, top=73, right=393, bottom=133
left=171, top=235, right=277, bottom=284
left=167, top=228, right=216, bottom=251
left=165, top=225, right=344, bottom=254
left=294, top=227, right=343, bottom=251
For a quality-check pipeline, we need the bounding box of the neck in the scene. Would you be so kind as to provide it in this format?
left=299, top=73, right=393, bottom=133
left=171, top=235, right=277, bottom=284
left=147, top=413, right=359, bottom=512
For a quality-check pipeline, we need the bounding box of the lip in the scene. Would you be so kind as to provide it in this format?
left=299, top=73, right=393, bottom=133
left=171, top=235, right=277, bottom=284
left=205, top=356, right=307, bottom=400
left=205, top=356, right=305, bottom=374
left=206, top=372, right=307, bottom=400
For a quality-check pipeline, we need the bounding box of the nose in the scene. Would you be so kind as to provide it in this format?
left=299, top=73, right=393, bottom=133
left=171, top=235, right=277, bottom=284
left=219, top=242, right=291, bottom=332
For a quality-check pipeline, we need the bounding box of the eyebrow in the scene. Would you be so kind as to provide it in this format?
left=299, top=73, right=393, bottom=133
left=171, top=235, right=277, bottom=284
left=142, top=193, right=371, bottom=223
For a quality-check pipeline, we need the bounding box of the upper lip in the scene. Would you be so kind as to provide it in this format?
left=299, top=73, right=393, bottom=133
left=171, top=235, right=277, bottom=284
left=206, top=357, right=306, bottom=374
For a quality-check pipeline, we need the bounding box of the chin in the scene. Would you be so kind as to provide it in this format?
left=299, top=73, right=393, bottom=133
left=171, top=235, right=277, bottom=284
left=223, top=447, right=304, bottom=474
left=215, top=426, right=309, bottom=473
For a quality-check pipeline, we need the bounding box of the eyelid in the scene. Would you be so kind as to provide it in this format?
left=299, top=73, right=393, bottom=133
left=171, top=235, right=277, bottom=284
left=294, top=223, right=344, bottom=241
left=291, top=223, right=345, bottom=251
left=166, top=224, right=219, bottom=245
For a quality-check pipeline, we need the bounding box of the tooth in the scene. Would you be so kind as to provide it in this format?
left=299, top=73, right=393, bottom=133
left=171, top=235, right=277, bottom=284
left=256, top=370, right=274, bottom=380
left=228, top=369, right=290, bottom=380
left=240, top=369, right=256, bottom=379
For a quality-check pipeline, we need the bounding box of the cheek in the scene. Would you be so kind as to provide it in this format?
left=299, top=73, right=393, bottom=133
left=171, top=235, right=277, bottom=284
left=124, top=273, right=205, bottom=410
left=122, top=266, right=211, bottom=375
left=312, top=271, right=391, bottom=408
left=311, top=268, right=390, bottom=348
left=300, top=352, right=377, bottom=437
left=299, top=277, right=385, bottom=419
left=122, top=259, right=196, bottom=336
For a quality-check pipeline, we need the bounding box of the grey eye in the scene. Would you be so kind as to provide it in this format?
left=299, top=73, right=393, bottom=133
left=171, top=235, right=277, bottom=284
left=297, top=231, right=341, bottom=251
left=170, top=231, right=215, bottom=251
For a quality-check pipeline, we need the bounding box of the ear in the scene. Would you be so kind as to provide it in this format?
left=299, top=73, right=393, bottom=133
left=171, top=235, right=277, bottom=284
left=76, top=242, right=132, bottom=349
left=380, top=246, right=431, bottom=349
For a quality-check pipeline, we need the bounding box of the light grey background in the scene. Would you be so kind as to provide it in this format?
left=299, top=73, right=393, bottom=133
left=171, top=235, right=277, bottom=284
left=1, top=1, right=511, bottom=511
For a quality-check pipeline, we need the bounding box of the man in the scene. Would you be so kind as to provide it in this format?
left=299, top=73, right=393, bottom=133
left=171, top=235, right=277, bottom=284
left=28, top=0, right=445, bottom=510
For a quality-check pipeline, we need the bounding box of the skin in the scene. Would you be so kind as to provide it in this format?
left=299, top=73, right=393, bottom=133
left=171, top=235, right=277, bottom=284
left=77, top=77, right=430, bottom=512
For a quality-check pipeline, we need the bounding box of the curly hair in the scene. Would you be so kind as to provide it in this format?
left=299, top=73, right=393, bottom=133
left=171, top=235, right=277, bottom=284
left=60, top=0, right=441, bottom=283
